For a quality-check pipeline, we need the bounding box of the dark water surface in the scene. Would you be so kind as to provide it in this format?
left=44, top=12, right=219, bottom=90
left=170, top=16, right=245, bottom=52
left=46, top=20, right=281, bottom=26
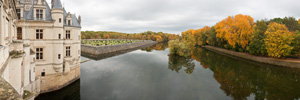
left=37, top=43, right=300, bottom=100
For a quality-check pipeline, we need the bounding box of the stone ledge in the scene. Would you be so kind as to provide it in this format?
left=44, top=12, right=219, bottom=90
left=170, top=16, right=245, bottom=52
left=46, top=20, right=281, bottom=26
left=204, top=45, right=300, bottom=68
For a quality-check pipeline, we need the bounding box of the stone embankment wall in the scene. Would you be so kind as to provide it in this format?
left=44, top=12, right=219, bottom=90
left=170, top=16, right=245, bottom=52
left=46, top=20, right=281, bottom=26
left=81, top=40, right=156, bottom=55
left=204, top=45, right=300, bottom=68
left=39, top=66, right=80, bottom=93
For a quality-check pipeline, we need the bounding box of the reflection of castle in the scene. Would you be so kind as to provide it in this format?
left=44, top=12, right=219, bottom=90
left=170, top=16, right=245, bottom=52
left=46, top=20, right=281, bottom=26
left=0, top=0, right=81, bottom=99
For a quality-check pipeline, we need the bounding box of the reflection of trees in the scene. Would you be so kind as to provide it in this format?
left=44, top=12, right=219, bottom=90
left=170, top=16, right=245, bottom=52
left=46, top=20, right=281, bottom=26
left=141, top=43, right=168, bottom=52
left=193, top=47, right=300, bottom=100
left=168, top=54, right=195, bottom=74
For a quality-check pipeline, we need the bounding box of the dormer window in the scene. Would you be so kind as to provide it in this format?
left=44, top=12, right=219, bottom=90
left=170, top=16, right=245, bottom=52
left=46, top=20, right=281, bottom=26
left=16, top=9, right=21, bottom=19
left=68, top=20, right=70, bottom=25
left=36, top=9, right=43, bottom=20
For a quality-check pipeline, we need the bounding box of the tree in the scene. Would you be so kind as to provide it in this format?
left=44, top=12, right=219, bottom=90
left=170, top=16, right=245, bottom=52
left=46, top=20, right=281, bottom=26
left=247, top=20, right=268, bottom=55
left=215, top=14, right=255, bottom=49
left=269, top=18, right=284, bottom=24
left=168, top=39, right=191, bottom=57
left=206, top=26, right=217, bottom=46
left=291, top=31, right=300, bottom=56
left=199, top=26, right=210, bottom=46
left=282, top=17, right=300, bottom=32
left=182, top=29, right=196, bottom=47
left=264, top=22, right=294, bottom=58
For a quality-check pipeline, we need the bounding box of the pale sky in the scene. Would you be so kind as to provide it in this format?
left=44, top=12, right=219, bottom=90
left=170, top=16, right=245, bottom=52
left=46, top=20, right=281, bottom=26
left=47, top=0, right=300, bottom=34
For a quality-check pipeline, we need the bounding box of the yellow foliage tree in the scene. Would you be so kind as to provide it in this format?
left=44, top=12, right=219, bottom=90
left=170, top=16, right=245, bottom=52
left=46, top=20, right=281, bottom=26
left=264, top=22, right=294, bottom=58
left=215, top=14, right=255, bottom=49
left=182, top=29, right=196, bottom=47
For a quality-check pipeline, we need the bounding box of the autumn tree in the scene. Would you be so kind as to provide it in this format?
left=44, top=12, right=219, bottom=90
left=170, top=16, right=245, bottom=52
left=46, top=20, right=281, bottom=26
left=247, top=20, right=268, bottom=55
left=215, top=14, right=255, bottom=49
left=264, top=22, right=294, bottom=58
left=182, top=29, right=196, bottom=47
left=206, top=26, right=217, bottom=46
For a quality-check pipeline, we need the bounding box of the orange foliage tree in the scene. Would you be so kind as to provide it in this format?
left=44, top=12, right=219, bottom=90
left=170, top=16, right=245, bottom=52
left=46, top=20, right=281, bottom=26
left=215, top=14, right=255, bottom=49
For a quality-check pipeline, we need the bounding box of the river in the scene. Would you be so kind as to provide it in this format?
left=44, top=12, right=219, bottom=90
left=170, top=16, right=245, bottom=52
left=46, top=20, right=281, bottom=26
left=36, top=43, right=300, bottom=100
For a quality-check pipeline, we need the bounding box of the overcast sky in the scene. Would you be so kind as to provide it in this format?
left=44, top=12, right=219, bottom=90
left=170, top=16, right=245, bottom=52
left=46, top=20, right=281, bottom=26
left=47, top=0, right=300, bottom=34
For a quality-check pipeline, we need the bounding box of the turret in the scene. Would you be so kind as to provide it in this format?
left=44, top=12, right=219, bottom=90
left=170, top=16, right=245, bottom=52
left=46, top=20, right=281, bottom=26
left=50, top=0, right=64, bottom=27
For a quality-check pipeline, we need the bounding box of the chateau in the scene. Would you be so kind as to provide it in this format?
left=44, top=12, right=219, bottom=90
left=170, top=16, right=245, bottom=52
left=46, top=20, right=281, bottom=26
left=0, top=0, right=81, bottom=99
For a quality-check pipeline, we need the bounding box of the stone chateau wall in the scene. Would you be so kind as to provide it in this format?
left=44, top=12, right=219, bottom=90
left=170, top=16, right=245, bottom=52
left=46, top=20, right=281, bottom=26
left=81, top=39, right=157, bottom=55
left=39, top=66, right=80, bottom=93
left=204, top=45, right=300, bottom=68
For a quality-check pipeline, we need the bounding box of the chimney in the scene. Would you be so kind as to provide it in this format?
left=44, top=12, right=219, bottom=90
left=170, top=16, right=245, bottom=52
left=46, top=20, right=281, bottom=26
left=78, top=15, right=81, bottom=24
left=51, top=0, right=54, bottom=8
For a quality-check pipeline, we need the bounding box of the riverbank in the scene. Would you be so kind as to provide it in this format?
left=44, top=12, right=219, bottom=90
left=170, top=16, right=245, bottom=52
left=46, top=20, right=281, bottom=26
left=203, top=45, right=300, bottom=68
left=81, top=40, right=156, bottom=55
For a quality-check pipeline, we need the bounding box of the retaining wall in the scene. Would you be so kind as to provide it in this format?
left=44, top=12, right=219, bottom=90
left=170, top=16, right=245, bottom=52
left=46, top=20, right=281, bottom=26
left=39, top=66, right=80, bottom=94
left=204, top=45, right=300, bottom=68
left=81, top=40, right=156, bottom=55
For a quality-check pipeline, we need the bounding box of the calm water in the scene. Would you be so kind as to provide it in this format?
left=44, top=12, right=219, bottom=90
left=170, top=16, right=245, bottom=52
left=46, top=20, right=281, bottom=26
left=37, top=43, right=300, bottom=100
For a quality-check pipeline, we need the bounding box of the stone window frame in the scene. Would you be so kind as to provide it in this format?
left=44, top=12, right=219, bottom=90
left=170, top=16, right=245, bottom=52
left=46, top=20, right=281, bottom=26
left=68, top=20, right=71, bottom=26
left=17, top=27, right=22, bottom=40
left=36, top=9, right=43, bottom=20
left=16, top=9, right=21, bottom=19
left=66, top=30, right=71, bottom=39
left=66, top=46, right=71, bottom=57
left=58, top=54, right=61, bottom=59
left=36, top=29, right=43, bottom=39
left=36, top=48, right=43, bottom=60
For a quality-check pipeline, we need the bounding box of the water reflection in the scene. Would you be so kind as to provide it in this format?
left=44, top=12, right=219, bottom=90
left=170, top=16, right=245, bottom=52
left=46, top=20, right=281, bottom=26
left=38, top=43, right=300, bottom=100
left=191, top=47, right=300, bottom=100
left=168, top=54, right=195, bottom=74
left=141, top=42, right=168, bottom=52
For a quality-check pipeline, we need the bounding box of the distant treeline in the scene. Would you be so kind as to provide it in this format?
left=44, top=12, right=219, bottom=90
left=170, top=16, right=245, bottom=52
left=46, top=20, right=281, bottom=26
left=81, top=31, right=180, bottom=42
left=179, top=14, right=300, bottom=58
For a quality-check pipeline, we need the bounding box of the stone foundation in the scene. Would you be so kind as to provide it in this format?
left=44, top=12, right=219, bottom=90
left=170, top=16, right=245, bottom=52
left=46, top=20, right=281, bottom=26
left=39, top=66, right=80, bottom=93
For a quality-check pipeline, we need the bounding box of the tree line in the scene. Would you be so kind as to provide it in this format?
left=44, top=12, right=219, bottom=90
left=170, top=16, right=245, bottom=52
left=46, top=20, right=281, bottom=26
left=81, top=31, right=179, bottom=43
left=179, top=14, right=300, bottom=58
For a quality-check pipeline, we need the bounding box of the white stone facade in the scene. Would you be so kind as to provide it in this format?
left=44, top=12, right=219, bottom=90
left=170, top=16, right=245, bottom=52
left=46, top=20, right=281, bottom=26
left=0, top=0, right=81, bottom=98
left=15, top=0, right=81, bottom=76
left=0, top=0, right=38, bottom=96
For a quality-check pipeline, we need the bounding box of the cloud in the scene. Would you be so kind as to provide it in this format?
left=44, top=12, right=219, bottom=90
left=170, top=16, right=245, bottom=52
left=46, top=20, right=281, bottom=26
left=47, top=0, right=300, bottom=34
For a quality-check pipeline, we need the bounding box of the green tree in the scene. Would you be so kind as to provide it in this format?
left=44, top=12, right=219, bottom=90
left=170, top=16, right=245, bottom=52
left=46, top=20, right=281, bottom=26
left=291, top=31, right=300, bottom=56
left=247, top=20, right=268, bottom=55
left=207, top=26, right=217, bottom=46
left=269, top=18, right=284, bottom=24
left=282, top=17, right=300, bottom=32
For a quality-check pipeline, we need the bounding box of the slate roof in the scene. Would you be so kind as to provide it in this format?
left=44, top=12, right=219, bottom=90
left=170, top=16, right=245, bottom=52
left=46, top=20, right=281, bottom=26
left=52, top=0, right=63, bottom=9
left=21, top=0, right=81, bottom=27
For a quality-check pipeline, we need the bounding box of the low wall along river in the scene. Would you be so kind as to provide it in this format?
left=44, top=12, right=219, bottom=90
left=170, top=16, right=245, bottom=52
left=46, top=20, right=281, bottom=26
left=204, top=45, right=300, bottom=68
left=81, top=39, right=157, bottom=55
